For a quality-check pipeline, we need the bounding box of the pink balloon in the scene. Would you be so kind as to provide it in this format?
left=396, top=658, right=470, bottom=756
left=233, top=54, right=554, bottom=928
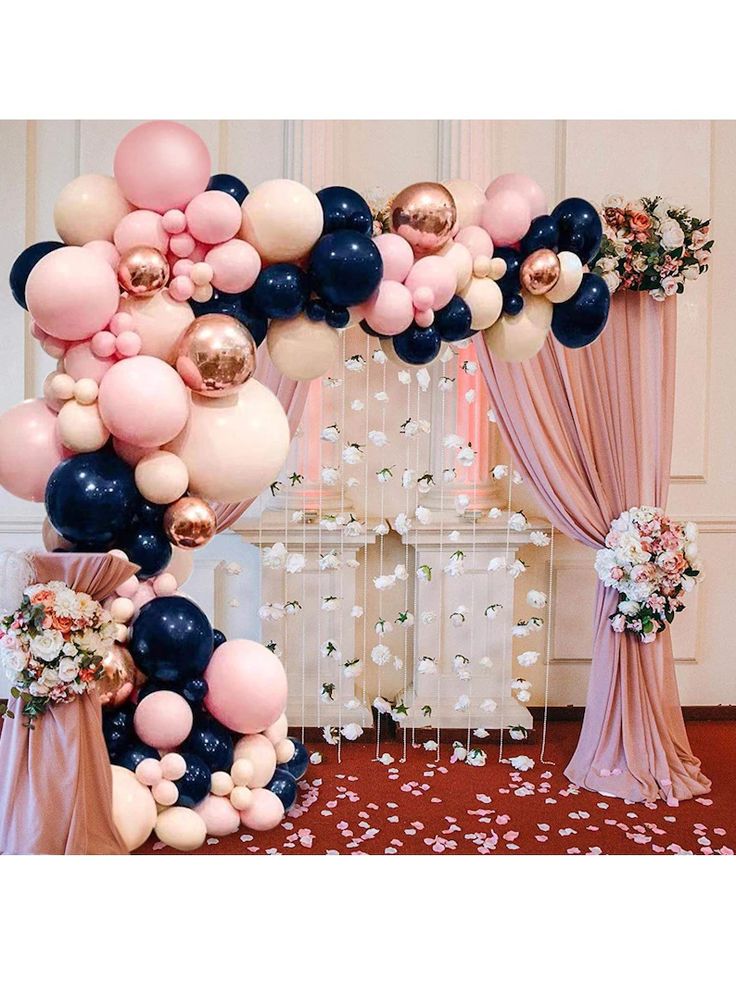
left=455, top=225, right=494, bottom=259
left=169, top=275, right=195, bottom=302
left=114, top=121, right=211, bottom=213
left=374, top=233, right=415, bottom=283
left=204, top=639, right=287, bottom=734
left=132, top=582, right=156, bottom=611
left=194, top=794, right=240, bottom=836
left=115, top=574, right=140, bottom=599
left=404, top=255, right=456, bottom=311
left=362, top=280, right=414, bottom=336
left=134, top=690, right=193, bottom=750
left=98, top=355, right=190, bottom=447
left=0, top=400, right=66, bottom=501
left=205, top=239, right=261, bottom=293
left=113, top=210, right=169, bottom=256
left=64, top=339, right=116, bottom=383
left=185, top=191, right=242, bottom=245
left=239, top=788, right=285, bottom=831
left=84, top=240, right=121, bottom=269
left=26, top=246, right=120, bottom=340
left=486, top=173, right=547, bottom=219
left=169, top=233, right=196, bottom=259
left=115, top=331, right=142, bottom=358
left=481, top=190, right=532, bottom=248
left=91, top=331, right=117, bottom=358
left=113, top=437, right=154, bottom=467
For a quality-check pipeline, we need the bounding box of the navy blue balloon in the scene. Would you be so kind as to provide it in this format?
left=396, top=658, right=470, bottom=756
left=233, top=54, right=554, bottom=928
left=183, top=715, right=234, bottom=772
left=250, top=263, right=308, bottom=319
left=551, top=198, right=602, bottom=266
left=9, top=241, right=64, bottom=309
left=393, top=324, right=442, bottom=365
left=174, top=753, right=212, bottom=808
left=190, top=288, right=243, bottom=319
left=117, top=525, right=171, bottom=579
left=212, top=629, right=227, bottom=649
left=181, top=677, right=209, bottom=705
left=207, top=173, right=248, bottom=204
left=306, top=298, right=327, bottom=322
left=45, top=451, right=139, bottom=547
left=237, top=294, right=268, bottom=346
left=433, top=296, right=473, bottom=342
left=551, top=273, right=610, bottom=349
left=325, top=305, right=350, bottom=329
left=309, top=231, right=383, bottom=307
left=102, top=704, right=135, bottom=758
left=113, top=740, right=159, bottom=772
left=359, top=319, right=381, bottom=337
left=135, top=499, right=167, bottom=528
left=278, top=738, right=309, bottom=780
left=519, top=215, right=559, bottom=257
left=494, top=247, right=521, bottom=295
left=130, top=596, right=214, bottom=683
left=268, top=769, right=298, bottom=811
left=503, top=293, right=524, bottom=316
left=317, top=186, right=373, bottom=236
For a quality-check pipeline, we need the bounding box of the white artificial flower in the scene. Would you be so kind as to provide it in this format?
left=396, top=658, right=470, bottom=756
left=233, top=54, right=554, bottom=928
left=423, top=740, right=439, bottom=751
left=443, top=468, right=457, bottom=483
left=420, top=610, right=436, bottom=624
left=341, top=723, right=363, bottom=741
left=480, top=698, right=497, bottom=713
left=378, top=753, right=394, bottom=765
left=508, top=511, right=528, bottom=532
left=415, top=367, right=431, bottom=391
left=415, top=506, right=431, bottom=525
left=530, top=530, right=551, bottom=547
left=345, top=354, right=366, bottom=373
left=320, top=515, right=339, bottom=531
left=397, top=370, right=411, bottom=385
left=29, top=681, right=50, bottom=697
left=376, top=467, right=393, bottom=484
left=29, top=630, right=64, bottom=663
left=323, top=376, right=341, bottom=389
left=373, top=390, right=389, bottom=402
left=320, top=640, right=340, bottom=661
left=464, top=389, right=476, bottom=405
left=479, top=657, right=493, bottom=671
left=285, top=553, right=306, bottom=575
left=321, top=424, right=340, bottom=443
left=448, top=529, right=460, bottom=542
left=343, top=659, right=362, bottom=678
left=660, top=217, right=686, bottom=251
left=374, top=618, right=393, bottom=636
left=517, top=650, right=541, bottom=667
left=351, top=399, right=365, bottom=411
left=321, top=684, right=335, bottom=703
left=394, top=563, right=408, bottom=582
left=443, top=433, right=462, bottom=449
left=488, top=556, right=507, bottom=573
left=2, top=646, right=28, bottom=675
left=512, top=623, right=532, bottom=638
left=684, top=521, right=698, bottom=542
left=450, top=741, right=468, bottom=763
left=515, top=690, right=531, bottom=704
left=346, top=477, right=360, bottom=490
left=393, top=512, right=412, bottom=535
left=258, top=603, right=285, bottom=621
left=462, top=359, right=477, bottom=376
left=321, top=466, right=339, bottom=486
left=453, top=654, right=470, bottom=680
left=444, top=551, right=465, bottom=576
left=401, top=469, right=415, bottom=488
left=319, top=550, right=341, bottom=571
left=509, top=755, right=535, bottom=772
left=418, top=656, right=437, bottom=675
left=40, top=666, right=60, bottom=688
left=618, top=600, right=641, bottom=616
left=371, top=644, right=391, bottom=666
left=456, top=445, right=475, bottom=468
left=350, top=605, right=364, bottom=619
left=455, top=494, right=470, bottom=515
left=438, top=376, right=454, bottom=392
left=321, top=596, right=339, bottom=611
left=512, top=470, right=523, bottom=485
left=284, top=600, right=302, bottom=616
left=508, top=725, right=528, bottom=742
left=392, top=657, right=404, bottom=672
left=263, top=541, right=287, bottom=568
left=488, top=507, right=502, bottom=520
left=322, top=726, right=339, bottom=745
left=368, top=430, right=389, bottom=447
left=466, top=749, right=487, bottom=767
left=395, top=610, right=414, bottom=627
left=487, top=408, right=497, bottom=423
left=508, top=559, right=527, bottom=579
left=291, top=510, right=304, bottom=523
left=373, top=521, right=389, bottom=536
left=484, top=604, right=502, bottom=620
left=372, top=349, right=388, bottom=364
left=511, top=678, right=531, bottom=693
left=344, top=517, right=364, bottom=537
left=417, top=473, right=433, bottom=493
left=474, top=728, right=490, bottom=739
left=449, top=606, right=468, bottom=627
left=342, top=444, right=363, bottom=465
left=373, top=696, right=392, bottom=714
left=310, top=752, right=323, bottom=765
left=526, top=589, right=547, bottom=609
left=373, top=574, right=397, bottom=591
left=491, top=464, right=509, bottom=480
left=527, top=616, right=544, bottom=632
left=440, top=345, right=456, bottom=363
left=454, top=694, right=470, bottom=712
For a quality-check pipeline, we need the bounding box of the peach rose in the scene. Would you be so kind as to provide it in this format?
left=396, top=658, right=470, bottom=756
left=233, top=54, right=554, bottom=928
left=629, top=211, right=652, bottom=234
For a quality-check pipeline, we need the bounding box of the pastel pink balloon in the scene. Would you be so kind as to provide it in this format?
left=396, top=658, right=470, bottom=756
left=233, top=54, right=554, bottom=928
left=91, top=330, right=117, bottom=358
left=169, top=233, right=196, bottom=258
left=485, top=173, right=547, bottom=219
left=204, top=639, right=287, bottom=734
left=205, top=239, right=261, bottom=293
left=113, top=437, right=154, bottom=467
left=162, top=210, right=187, bottom=234
left=185, top=191, right=242, bottom=245
left=115, top=331, right=142, bottom=358
left=152, top=572, right=178, bottom=596
left=415, top=309, right=434, bottom=328
left=404, top=255, right=456, bottom=311
left=194, top=794, right=240, bottom=836
left=115, top=574, right=140, bottom=599
left=160, top=752, right=187, bottom=780
left=113, top=210, right=169, bottom=256
left=481, top=190, right=532, bottom=247
left=64, top=339, right=116, bottom=383
left=98, top=355, right=190, bottom=447
left=374, top=233, right=415, bottom=283
left=84, top=240, right=121, bottom=269
left=169, top=275, right=195, bottom=302
left=132, top=582, right=156, bottom=611
left=362, top=280, right=414, bottom=336
left=134, top=690, right=193, bottom=750
left=114, top=121, right=211, bottom=213
left=119, top=289, right=194, bottom=364
left=455, top=225, right=494, bottom=259
left=0, top=400, right=67, bottom=502
left=26, top=246, right=120, bottom=340
left=239, top=788, right=284, bottom=831
left=135, top=758, right=163, bottom=786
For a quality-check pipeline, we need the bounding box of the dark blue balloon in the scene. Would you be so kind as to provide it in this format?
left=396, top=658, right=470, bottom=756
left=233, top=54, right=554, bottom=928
left=190, top=288, right=243, bottom=319
left=551, top=198, right=602, bottom=267
left=309, top=231, right=383, bottom=307
left=503, top=293, right=524, bottom=316
left=519, top=215, right=559, bottom=257
left=207, top=173, right=248, bottom=204
left=102, top=704, right=135, bottom=758
left=117, top=525, right=171, bottom=579
left=306, top=298, right=327, bottom=322
left=135, top=500, right=167, bottom=528
left=237, top=294, right=268, bottom=346
left=174, top=752, right=212, bottom=808
left=393, top=324, right=442, bottom=365
left=268, top=769, right=298, bottom=811
left=212, top=629, right=227, bottom=649
left=45, top=451, right=139, bottom=547
left=359, top=319, right=381, bottom=337
left=433, top=296, right=473, bottom=342
left=113, top=740, right=159, bottom=772
left=180, top=677, right=209, bottom=705
left=9, top=241, right=64, bottom=309
left=494, top=247, right=521, bottom=295
left=317, top=186, right=373, bottom=236
left=278, top=738, right=309, bottom=780
left=250, top=263, right=308, bottom=319
left=130, top=596, right=214, bottom=683
left=183, top=715, right=234, bottom=772
left=325, top=304, right=350, bottom=329
left=551, top=273, right=610, bottom=349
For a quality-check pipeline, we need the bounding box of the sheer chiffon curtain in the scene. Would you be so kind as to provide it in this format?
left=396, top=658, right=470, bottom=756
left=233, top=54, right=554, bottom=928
left=475, top=292, right=710, bottom=802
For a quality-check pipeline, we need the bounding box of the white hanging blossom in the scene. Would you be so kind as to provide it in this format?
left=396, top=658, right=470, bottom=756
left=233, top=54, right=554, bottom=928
left=444, top=433, right=463, bottom=449
left=420, top=610, right=436, bottom=624
left=488, top=556, right=507, bottom=573
left=484, top=604, right=502, bottom=620
left=508, top=510, right=528, bottom=532
left=401, top=468, right=415, bottom=488
left=321, top=683, right=335, bottom=703
left=417, top=473, right=434, bottom=494
left=319, top=550, right=341, bottom=571
left=511, top=678, right=532, bottom=703
left=438, top=376, right=454, bottom=392
left=530, top=530, right=551, bottom=547
left=368, top=430, right=389, bottom=447
left=321, top=596, right=339, bottom=611
left=488, top=507, right=502, bottom=520
left=323, top=376, right=341, bottom=389
left=455, top=494, right=470, bottom=515
left=373, top=574, right=397, bottom=591
left=397, top=369, right=411, bottom=385
left=320, top=514, right=339, bottom=530
left=464, top=389, right=476, bottom=405
left=392, top=657, right=404, bottom=672
left=350, top=605, right=364, bottom=619
left=258, top=602, right=285, bottom=621
left=487, top=408, right=497, bottom=423
left=373, top=696, right=392, bottom=714
left=285, top=553, right=306, bottom=575
left=346, top=476, right=360, bottom=489
left=291, top=510, right=304, bottom=523
left=528, top=616, right=544, bottom=632
left=372, top=349, right=388, bottom=364
left=343, top=658, right=362, bottom=678
left=454, top=694, right=470, bottom=712
left=491, top=464, right=509, bottom=480
left=321, top=466, right=339, bottom=486
left=341, top=723, right=363, bottom=741
left=393, top=512, right=412, bottom=535
left=443, top=467, right=457, bottom=483
left=444, top=550, right=465, bottom=577
left=394, top=563, right=408, bottom=582
left=351, top=399, right=365, bottom=412
left=513, top=470, right=524, bottom=485
left=415, top=505, right=431, bottom=525
left=320, top=640, right=340, bottom=660
left=440, top=345, right=456, bottom=363
left=284, top=600, right=302, bottom=616
left=345, top=354, right=366, bottom=372
left=395, top=610, right=414, bottom=627
left=415, top=367, right=431, bottom=391
left=508, top=559, right=528, bottom=579
left=342, top=443, right=363, bottom=465
left=466, top=748, right=487, bottom=767
left=373, top=521, right=389, bottom=536
left=373, top=390, right=389, bottom=403
left=416, top=564, right=432, bottom=582
left=480, top=698, right=498, bottom=713
left=374, top=618, right=393, bottom=636
left=418, top=656, right=438, bottom=675
left=518, top=651, right=541, bottom=667
left=321, top=424, right=340, bottom=442
left=322, top=726, right=339, bottom=745
left=423, top=739, right=439, bottom=751
left=376, top=466, right=394, bottom=483
left=453, top=654, right=471, bottom=680
left=448, top=529, right=460, bottom=542
left=343, top=516, right=364, bottom=537
left=371, top=644, right=391, bottom=666
left=512, top=622, right=532, bottom=638
left=450, top=741, right=468, bottom=763
left=509, top=726, right=528, bottom=742
left=527, top=590, right=547, bottom=609
left=509, top=755, right=535, bottom=772
left=461, top=359, right=478, bottom=375
left=263, top=542, right=287, bottom=569
left=479, top=657, right=493, bottom=670
left=449, top=606, right=468, bottom=627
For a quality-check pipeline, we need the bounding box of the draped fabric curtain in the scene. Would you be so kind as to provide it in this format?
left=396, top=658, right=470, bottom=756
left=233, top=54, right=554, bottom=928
left=475, top=292, right=711, bottom=802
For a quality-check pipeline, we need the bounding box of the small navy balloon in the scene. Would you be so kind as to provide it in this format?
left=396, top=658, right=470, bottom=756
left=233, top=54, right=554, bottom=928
left=502, top=293, right=524, bottom=316
left=135, top=499, right=167, bottom=528
left=551, top=273, right=610, bottom=349
left=267, top=769, right=298, bottom=811
left=551, top=198, right=603, bottom=267
left=174, top=753, right=212, bottom=808
left=278, top=738, right=309, bottom=781
left=494, top=247, right=522, bottom=295
left=237, top=292, right=269, bottom=346
left=102, top=704, right=135, bottom=758
left=113, top=740, right=159, bottom=772
left=116, top=525, right=172, bottom=580
left=519, top=215, right=559, bottom=257
left=207, top=173, right=249, bottom=205
left=183, top=715, right=234, bottom=773
left=308, top=230, right=383, bottom=307
left=393, top=324, right=442, bottom=365
left=250, top=263, right=308, bottom=320
left=212, top=629, right=227, bottom=649
left=317, top=186, right=373, bottom=236
left=9, top=241, right=64, bottom=309
left=180, top=677, right=209, bottom=705
left=190, top=287, right=243, bottom=320
left=325, top=304, right=350, bottom=329
left=306, top=298, right=327, bottom=322
left=130, top=596, right=214, bottom=683
left=433, top=296, right=473, bottom=343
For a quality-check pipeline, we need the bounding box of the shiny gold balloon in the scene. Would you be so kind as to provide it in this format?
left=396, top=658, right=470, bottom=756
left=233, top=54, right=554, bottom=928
left=97, top=643, right=138, bottom=707
left=390, top=182, right=457, bottom=256
left=164, top=496, right=217, bottom=549
left=176, top=313, right=257, bottom=398
left=117, top=246, right=170, bottom=297
left=519, top=249, right=561, bottom=295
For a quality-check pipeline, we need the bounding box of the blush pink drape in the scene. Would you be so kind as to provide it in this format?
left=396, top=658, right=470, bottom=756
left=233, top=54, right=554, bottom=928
left=475, top=292, right=711, bottom=803
left=0, top=552, right=138, bottom=855
left=211, top=345, right=310, bottom=532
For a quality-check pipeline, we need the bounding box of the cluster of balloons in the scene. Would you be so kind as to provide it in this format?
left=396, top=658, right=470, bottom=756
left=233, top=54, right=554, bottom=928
left=102, top=590, right=308, bottom=851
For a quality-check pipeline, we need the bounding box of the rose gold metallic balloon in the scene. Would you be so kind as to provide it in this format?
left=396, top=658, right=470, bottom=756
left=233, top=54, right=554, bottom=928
left=519, top=249, right=561, bottom=295
left=117, top=246, right=170, bottom=297
left=97, top=643, right=137, bottom=707
left=176, top=313, right=257, bottom=398
left=164, top=496, right=217, bottom=549
left=390, top=182, right=457, bottom=256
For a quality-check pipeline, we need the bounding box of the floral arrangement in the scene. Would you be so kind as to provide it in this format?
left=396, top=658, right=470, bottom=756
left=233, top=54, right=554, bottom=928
left=0, top=581, right=114, bottom=725
left=595, top=507, right=700, bottom=642
left=593, top=195, right=712, bottom=300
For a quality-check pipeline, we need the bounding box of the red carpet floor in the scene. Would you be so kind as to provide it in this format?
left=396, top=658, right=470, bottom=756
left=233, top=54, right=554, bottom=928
left=136, top=721, right=736, bottom=856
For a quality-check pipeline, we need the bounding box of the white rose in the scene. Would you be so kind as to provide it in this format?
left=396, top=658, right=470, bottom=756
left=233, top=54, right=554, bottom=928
left=602, top=270, right=621, bottom=294
left=517, top=651, right=540, bottom=668
left=40, top=666, right=61, bottom=688
left=508, top=511, right=528, bottom=532
left=29, top=630, right=64, bottom=663
left=601, top=194, right=625, bottom=210
left=685, top=542, right=698, bottom=562
left=597, top=256, right=617, bottom=273
left=661, top=276, right=680, bottom=296
left=29, top=681, right=50, bottom=696
left=684, top=521, right=698, bottom=542
left=682, top=265, right=700, bottom=280
left=659, top=218, right=685, bottom=251
left=57, top=656, right=79, bottom=682
left=3, top=647, right=27, bottom=674
left=618, top=600, right=640, bottom=616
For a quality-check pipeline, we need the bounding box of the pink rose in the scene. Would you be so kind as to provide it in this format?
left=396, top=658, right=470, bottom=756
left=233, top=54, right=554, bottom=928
left=658, top=551, right=685, bottom=575
left=611, top=567, right=624, bottom=581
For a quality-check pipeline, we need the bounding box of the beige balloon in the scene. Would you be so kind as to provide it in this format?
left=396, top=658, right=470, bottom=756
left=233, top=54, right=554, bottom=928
left=439, top=240, right=474, bottom=291
left=119, top=289, right=194, bottom=364
left=111, top=765, right=157, bottom=851
left=267, top=313, right=340, bottom=381
left=155, top=806, right=207, bottom=852
left=135, top=450, right=189, bottom=504
left=484, top=292, right=553, bottom=363
left=546, top=251, right=583, bottom=304
left=239, top=178, right=323, bottom=263
left=166, top=379, right=290, bottom=504
left=54, top=174, right=132, bottom=246
left=443, top=179, right=486, bottom=229
left=57, top=400, right=109, bottom=452
left=459, top=275, right=504, bottom=331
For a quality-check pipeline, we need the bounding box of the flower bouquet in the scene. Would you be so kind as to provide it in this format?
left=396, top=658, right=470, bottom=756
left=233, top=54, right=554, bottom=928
left=595, top=507, right=700, bottom=642
left=0, top=580, right=114, bottom=726
left=593, top=195, right=713, bottom=300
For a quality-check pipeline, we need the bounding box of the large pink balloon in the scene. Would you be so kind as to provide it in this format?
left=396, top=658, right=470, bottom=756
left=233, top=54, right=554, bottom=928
left=64, top=339, right=116, bottom=383
left=98, top=355, right=190, bottom=447
left=204, top=639, right=287, bottom=734
left=26, top=246, right=120, bottom=340
left=185, top=191, right=242, bottom=245
left=374, top=233, right=414, bottom=283
left=480, top=190, right=532, bottom=247
left=362, top=280, right=414, bottom=336
left=239, top=788, right=284, bottom=831
left=404, top=255, right=457, bottom=311
left=166, top=379, right=289, bottom=503
left=119, top=289, right=194, bottom=364
left=113, top=209, right=170, bottom=255
left=455, top=225, right=494, bottom=259
left=0, top=399, right=66, bottom=501
left=205, top=239, right=261, bottom=293
left=194, top=794, right=240, bottom=836
left=114, top=121, right=211, bottom=213
left=485, top=173, right=547, bottom=219
left=134, top=690, right=193, bottom=750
